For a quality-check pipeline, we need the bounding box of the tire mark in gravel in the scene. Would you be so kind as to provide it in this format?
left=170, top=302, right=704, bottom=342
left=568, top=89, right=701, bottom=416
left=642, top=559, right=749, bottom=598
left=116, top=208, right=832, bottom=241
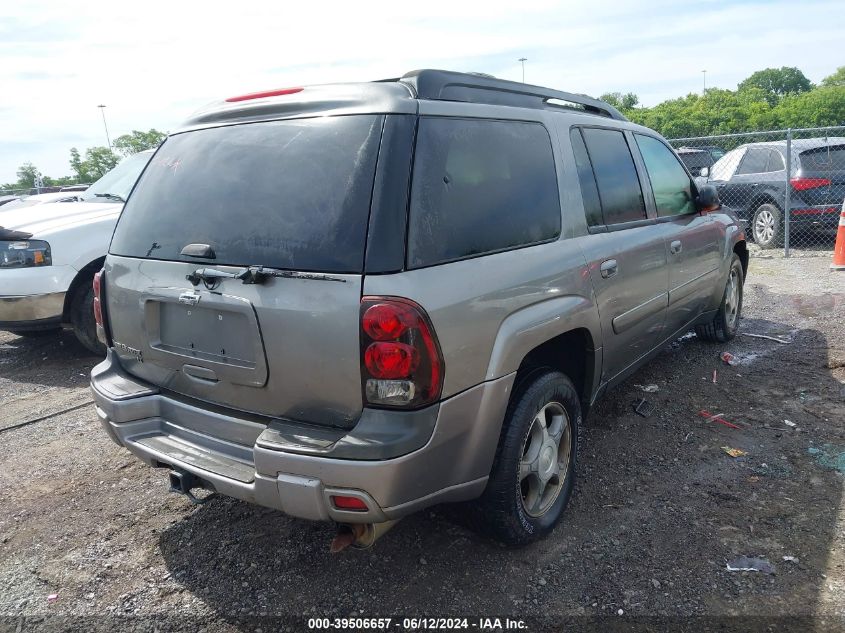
left=0, top=398, right=92, bottom=433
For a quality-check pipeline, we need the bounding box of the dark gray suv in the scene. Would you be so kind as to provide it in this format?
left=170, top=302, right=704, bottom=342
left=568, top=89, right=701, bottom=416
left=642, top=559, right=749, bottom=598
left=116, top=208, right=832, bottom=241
left=90, top=70, right=748, bottom=547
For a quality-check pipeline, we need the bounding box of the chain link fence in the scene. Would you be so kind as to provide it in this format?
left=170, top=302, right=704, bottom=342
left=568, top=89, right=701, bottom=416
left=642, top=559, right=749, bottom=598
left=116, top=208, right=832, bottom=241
left=669, top=126, right=845, bottom=257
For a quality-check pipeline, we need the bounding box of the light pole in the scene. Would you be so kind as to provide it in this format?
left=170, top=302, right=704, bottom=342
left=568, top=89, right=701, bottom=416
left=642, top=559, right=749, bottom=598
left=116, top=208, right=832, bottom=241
left=518, top=57, right=527, bottom=83
left=97, top=104, right=112, bottom=151
left=701, top=70, right=707, bottom=95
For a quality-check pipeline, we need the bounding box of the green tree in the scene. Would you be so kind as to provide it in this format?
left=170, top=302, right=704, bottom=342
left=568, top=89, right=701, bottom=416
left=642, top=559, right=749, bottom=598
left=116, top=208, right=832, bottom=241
left=15, top=162, right=40, bottom=188
left=69, top=146, right=119, bottom=183
left=599, top=92, right=639, bottom=111
left=112, top=129, right=167, bottom=156
left=737, top=67, right=813, bottom=106
left=821, top=66, right=845, bottom=88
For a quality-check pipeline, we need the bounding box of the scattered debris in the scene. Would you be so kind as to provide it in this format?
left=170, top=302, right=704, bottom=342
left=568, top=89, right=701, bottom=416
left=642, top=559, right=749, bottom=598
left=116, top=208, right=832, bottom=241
left=726, top=556, right=775, bottom=574
left=783, top=556, right=800, bottom=564
left=699, top=410, right=741, bottom=429
left=783, top=419, right=797, bottom=428
left=741, top=332, right=791, bottom=344
left=720, top=352, right=738, bottom=366
left=47, top=593, right=59, bottom=603
left=633, top=398, right=654, bottom=418
left=712, top=369, right=718, bottom=383
left=635, top=384, right=659, bottom=393
left=748, top=461, right=793, bottom=479
left=808, top=445, right=845, bottom=474
left=721, top=446, right=747, bottom=458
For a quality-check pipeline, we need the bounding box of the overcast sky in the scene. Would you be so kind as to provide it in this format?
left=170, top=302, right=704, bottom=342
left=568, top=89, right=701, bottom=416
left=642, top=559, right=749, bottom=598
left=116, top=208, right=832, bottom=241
left=1, top=0, right=842, bottom=183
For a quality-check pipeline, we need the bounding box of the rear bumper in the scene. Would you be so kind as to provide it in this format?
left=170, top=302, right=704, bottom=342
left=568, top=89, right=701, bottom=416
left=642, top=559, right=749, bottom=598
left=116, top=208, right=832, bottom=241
left=789, top=205, right=841, bottom=225
left=91, top=350, right=514, bottom=523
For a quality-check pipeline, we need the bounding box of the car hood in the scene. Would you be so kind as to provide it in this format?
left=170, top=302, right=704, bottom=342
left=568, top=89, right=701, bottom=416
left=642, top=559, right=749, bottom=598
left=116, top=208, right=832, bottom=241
left=0, top=200, right=122, bottom=237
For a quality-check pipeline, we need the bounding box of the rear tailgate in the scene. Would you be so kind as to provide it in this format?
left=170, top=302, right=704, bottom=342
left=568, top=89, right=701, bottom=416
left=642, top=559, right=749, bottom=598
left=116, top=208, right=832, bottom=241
left=796, top=144, right=845, bottom=207
left=104, top=257, right=363, bottom=427
left=106, top=114, right=385, bottom=429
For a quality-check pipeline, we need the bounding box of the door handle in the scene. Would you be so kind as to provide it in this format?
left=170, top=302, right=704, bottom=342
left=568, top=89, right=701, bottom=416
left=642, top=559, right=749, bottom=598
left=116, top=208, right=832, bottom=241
left=600, top=259, right=618, bottom=279
left=670, top=240, right=682, bottom=254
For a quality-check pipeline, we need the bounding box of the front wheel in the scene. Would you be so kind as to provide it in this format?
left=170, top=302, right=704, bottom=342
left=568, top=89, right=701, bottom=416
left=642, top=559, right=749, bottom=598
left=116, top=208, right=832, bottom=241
left=751, top=203, right=783, bottom=249
left=695, top=254, right=744, bottom=343
left=69, top=282, right=106, bottom=356
left=468, top=370, right=581, bottom=546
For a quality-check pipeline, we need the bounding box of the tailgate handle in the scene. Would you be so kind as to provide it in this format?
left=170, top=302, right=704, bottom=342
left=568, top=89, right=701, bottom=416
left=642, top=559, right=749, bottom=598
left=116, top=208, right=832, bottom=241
left=182, top=364, right=219, bottom=383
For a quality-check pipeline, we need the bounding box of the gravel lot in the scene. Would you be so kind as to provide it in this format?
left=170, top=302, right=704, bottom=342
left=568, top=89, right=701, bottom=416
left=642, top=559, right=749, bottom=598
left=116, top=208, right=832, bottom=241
left=1, top=251, right=844, bottom=632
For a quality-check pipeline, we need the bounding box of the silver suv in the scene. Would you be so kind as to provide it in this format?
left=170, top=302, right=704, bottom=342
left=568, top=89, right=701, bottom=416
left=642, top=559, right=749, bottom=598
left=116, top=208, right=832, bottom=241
left=91, top=70, right=748, bottom=547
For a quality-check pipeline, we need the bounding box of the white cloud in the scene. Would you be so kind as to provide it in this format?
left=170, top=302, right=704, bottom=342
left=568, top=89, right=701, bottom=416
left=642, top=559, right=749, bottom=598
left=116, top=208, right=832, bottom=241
left=1, top=0, right=842, bottom=182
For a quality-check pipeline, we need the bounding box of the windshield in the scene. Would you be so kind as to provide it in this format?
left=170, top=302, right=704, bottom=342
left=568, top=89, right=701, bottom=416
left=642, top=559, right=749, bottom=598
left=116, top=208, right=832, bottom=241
left=110, top=116, right=383, bottom=273
left=79, top=151, right=152, bottom=203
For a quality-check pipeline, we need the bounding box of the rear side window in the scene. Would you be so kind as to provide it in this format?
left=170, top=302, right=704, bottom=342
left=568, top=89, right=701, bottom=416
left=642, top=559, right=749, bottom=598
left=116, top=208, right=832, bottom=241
left=579, top=127, right=646, bottom=225
left=635, top=134, right=695, bottom=217
left=570, top=129, right=603, bottom=227
left=407, top=118, right=560, bottom=268
left=110, top=116, right=383, bottom=273
left=736, top=148, right=770, bottom=174
left=767, top=149, right=785, bottom=171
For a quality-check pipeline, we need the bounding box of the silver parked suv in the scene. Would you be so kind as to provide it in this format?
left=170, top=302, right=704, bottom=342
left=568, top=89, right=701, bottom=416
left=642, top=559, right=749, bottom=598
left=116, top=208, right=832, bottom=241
left=91, top=70, right=748, bottom=547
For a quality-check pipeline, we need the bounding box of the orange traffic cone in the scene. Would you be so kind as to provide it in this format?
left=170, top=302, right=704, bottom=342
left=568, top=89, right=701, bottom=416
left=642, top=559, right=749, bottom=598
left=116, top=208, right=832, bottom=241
left=833, top=199, right=845, bottom=271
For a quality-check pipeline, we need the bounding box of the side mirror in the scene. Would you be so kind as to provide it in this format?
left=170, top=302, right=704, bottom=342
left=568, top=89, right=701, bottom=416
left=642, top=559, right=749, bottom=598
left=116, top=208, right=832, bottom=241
left=697, top=184, right=721, bottom=212
left=699, top=167, right=709, bottom=178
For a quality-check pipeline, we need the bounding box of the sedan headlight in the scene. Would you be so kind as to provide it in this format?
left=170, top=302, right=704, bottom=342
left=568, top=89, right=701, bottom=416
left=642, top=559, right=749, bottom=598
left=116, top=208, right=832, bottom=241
left=0, top=240, right=52, bottom=268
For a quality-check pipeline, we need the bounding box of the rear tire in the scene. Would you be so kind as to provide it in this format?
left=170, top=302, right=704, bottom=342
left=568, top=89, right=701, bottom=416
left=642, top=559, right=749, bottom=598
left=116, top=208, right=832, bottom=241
left=69, top=282, right=105, bottom=356
left=467, top=370, right=581, bottom=546
left=695, top=254, right=744, bottom=343
left=751, top=203, right=783, bottom=249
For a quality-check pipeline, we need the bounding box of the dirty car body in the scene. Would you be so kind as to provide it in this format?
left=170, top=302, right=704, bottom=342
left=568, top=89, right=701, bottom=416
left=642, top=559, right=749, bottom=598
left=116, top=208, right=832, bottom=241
left=91, top=71, right=748, bottom=545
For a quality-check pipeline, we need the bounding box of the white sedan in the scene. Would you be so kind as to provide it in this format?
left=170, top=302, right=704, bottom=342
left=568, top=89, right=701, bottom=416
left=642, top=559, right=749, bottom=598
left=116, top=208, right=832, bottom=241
left=0, top=150, right=153, bottom=353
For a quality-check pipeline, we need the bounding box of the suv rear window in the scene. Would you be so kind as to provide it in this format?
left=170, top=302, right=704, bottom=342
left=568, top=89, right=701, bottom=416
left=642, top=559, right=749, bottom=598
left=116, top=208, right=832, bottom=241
left=110, top=116, right=383, bottom=273
left=407, top=118, right=561, bottom=268
left=800, top=146, right=845, bottom=171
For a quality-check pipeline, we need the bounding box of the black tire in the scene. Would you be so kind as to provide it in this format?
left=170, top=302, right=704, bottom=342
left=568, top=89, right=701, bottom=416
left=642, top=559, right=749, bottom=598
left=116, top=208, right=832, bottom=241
left=69, top=282, right=105, bottom=355
left=751, top=203, right=783, bottom=249
left=695, top=254, right=744, bottom=343
left=468, top=370, right=581, bottom=546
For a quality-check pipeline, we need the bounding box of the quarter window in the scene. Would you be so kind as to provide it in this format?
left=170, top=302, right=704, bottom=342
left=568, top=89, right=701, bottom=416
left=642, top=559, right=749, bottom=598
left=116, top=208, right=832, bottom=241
left=579, top=127, right=646, bottom=225
left=635, top=134, right=695, bottom=217
left=407, top=118, right=561, bottom=268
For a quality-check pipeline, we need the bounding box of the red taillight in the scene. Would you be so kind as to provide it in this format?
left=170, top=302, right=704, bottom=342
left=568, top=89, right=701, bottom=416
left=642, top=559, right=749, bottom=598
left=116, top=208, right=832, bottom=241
left=790, top=177, right=831, bottom=191
left=225, top=87, right=304, bottom=102
left=331, top=495, right=368, bottom=511
left=92, top=270, right=103, bottom=327
left=360, top=297, right=444, bottom=408
left=93, top=269, right=108, bottom=345
left=364, top=342, right=419, bottom=379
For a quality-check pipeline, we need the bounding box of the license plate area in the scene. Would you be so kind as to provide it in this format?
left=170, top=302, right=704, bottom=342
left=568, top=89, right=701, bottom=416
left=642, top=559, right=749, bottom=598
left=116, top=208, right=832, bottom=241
left=142, top=289, right=268, bottom=387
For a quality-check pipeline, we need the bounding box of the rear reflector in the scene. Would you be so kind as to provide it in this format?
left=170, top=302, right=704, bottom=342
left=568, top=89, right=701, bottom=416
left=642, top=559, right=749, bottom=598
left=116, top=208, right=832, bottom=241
left=331, top=495, right=368, bottom=511
left=790, top=177, right=831, bottom=191
left=792, top=207, right=839, bottom=216
left=225, top=87, right=304, bottom=102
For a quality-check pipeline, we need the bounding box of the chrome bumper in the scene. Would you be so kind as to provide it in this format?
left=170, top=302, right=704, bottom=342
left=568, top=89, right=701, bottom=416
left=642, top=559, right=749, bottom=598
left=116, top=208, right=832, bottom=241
left=0, top=292, right=65, bottom=326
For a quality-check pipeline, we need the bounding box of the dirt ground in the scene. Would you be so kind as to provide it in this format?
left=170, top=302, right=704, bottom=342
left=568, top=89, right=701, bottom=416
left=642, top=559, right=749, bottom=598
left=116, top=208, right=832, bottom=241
left=1, top=250, right=844, bottom=632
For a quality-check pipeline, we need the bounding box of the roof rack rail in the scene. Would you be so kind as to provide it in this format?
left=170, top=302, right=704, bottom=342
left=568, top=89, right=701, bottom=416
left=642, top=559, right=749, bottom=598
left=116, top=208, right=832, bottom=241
left=398, top=69, right=627, bottom=121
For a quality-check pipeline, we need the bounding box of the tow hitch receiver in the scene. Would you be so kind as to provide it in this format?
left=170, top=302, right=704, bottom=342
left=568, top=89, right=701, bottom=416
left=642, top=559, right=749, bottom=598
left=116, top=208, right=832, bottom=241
left=168, top=470, right=217, bottom=505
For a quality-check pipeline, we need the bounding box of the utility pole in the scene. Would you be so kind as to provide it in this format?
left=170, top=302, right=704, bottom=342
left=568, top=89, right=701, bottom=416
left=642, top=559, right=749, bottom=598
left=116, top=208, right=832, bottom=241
left=702, top=70, right=707, bottom=95
left=518, top=57, right=527, bottom=83
left=97, top=104, right=112, bottom=151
